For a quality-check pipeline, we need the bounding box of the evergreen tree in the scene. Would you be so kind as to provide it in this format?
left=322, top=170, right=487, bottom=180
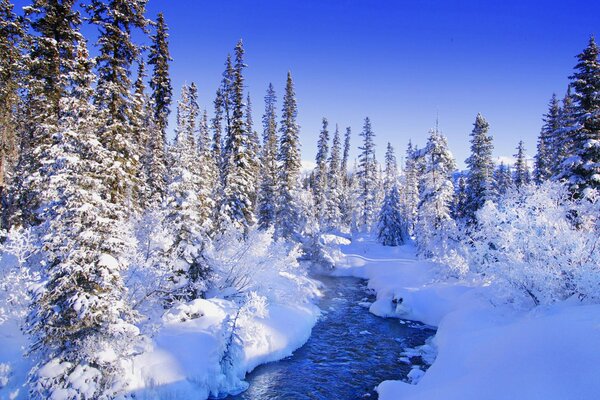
left=163, top=86, right=211, bottom=301
left=553, top=86, right=578, bottom=178
left=464, top=113, right=495, bottom=223
left=561, top=36, right=600, bottom=197
left=415, top=129, right=457, bottom=258
left=451, top=174, right=468, bottom=220
left=377, top=184, right=408, bottom=246
left=131, top=61, right=155, bottom=207
left=88, top=0, right=148, bottom=209
left=220, top=39, right=256, bottom=231
left=257, top=83, right=278, bottom=229
left=513, top=140, right=530, bottom=187
left=0, top=0, right=22, bottom=204
left=313, top=117, right=330, bottom=222
left=275, top=72, right=302, bottom=239
left=10, top=0, right=82, bottom=226
left=493, top=162, right=513, bottom=197
left=325, top=124, right=343, bottom=230
left=535, top=94, right=560, bottom=183
left=211, top=88, right=224, bottom=170
left=383, top=142, right=398, bottom=191
left=246, top=92, right=261, bottom=205
left=28, top=39, right=139, bottom=400
left=148, top=12, right=172, bottom=143
left=339, top=127, right=352, bottom=229
left=402, top=140, right=420, bottom=233
left=355, top=117, right=378, bottom=232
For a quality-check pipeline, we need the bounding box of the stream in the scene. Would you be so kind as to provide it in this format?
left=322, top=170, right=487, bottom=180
left=227, top=275, right=435, bottom=399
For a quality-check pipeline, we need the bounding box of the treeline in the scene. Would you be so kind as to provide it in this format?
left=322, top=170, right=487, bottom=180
left=0, top=0, right=599, bottom=396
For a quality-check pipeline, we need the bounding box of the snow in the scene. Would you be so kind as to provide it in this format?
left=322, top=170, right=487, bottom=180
left=332, top=234, right=600, bottom=400
left=127, top=297, right=320, bottom=399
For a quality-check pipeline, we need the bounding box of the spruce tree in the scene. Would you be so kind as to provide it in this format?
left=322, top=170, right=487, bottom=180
left=513, top=140, right=530, bottom=187
left=464, top=113, right=495, bottom=223
left=415, top=129, right=457, bottom=257
left=257, top=83, right=278, bottom=229
left=275, top=72, right=302, bottom=239
left=148, top=12, right=172, bottom=143
left=10, top=0, right=82, bottom=226
left=355, top=117, right=378, bottom=232
left=339, top=127, right=352, bottom=229
left=552, top=86, right=578, bottom=179
left=493, top=162, right=513, bottom=197
left=377, top=185, right=408, bottom=246
left=561, top=37, right=600, bottom=197
left=402, top=140, right=420, bottom=233
left=29, top=39, right=139, bottom=400
left=535, top=94, right=560, bottom=183
left=163, top=85, right=211, bottom=300
left=212, top=88, right=224, bottom=170
left=0, top=0, right=22, bottom=204
left=220, top=39, right=256, bottom=231
left=88, top=0, right=148, bottom=209
left=325, top=124, right=343, bottom=230
left=383, top=142, right=398, bottom=191
left=313, top=117, right=330, bottom=222
left=246, top=92, right=261, bottom=206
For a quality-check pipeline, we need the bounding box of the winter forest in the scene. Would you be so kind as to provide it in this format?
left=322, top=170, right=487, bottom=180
left=0, top=0, right=600, bottom=399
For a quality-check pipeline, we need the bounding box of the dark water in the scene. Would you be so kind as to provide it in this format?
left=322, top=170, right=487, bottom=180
left=227, top=275, right=435, bottom=400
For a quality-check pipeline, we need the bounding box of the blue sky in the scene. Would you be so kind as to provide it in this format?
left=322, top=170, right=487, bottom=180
left=14, top=0, right=600, bottom=168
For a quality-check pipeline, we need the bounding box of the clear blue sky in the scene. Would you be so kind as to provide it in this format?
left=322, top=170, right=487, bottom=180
left=14, top=0, right=600, bottom=168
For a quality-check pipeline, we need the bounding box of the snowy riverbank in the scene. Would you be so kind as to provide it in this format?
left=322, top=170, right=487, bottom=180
left=333, top=235, right=600, bottom=400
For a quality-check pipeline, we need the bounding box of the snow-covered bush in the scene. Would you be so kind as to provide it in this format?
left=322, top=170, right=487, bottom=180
left=471, top=182, right=600, bottom=305
left=206, top=225, right=318, bottom=305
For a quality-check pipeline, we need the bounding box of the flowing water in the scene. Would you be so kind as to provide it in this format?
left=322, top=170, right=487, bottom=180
left=227, top=275, right=435, bottom=400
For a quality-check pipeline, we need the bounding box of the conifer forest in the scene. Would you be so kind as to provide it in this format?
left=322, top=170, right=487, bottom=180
left=0, top=1, right=599, bottom=399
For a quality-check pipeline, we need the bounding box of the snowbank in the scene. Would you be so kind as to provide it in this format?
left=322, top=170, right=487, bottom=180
left=127, top=297, right=320, bottom=399
left=333, top=235, right=600, bottom=400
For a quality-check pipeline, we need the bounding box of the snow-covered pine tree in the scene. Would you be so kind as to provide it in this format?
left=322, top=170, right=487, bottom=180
left=163, top=84, right=210, bottom=300
left=402, top=140, right=420, bottom=233
left=377, top=143, right=407, bottom=246
left=560, top=36, right=600, bottom=197
left=451, top=174, right=468, bottom=220
left=383, top=142, right=398, bottom=191
left=246, top=92, right=261, bottom=207
left=324, top=124, right=343, bottom=230
left=463, top=113, right=495, bottom=223
left=339, top=127, right=352, bottom=229
left=257, top=83, right=278, bottom=230
left=552, top=86, right=578, bottom=179
left=377, top=184, right=408, bottom=246
left=200, top=107, right=219, bottom=234
left=313, top=117, right=330, bottom=223
left=535, top=94, right=560, bottom=183
left=212, top=88, right=224, bottom=170
left=147, top=11, right=172, bottom=203
left=355, top=117, right=378, bottom=232
left=513, top=140, right=530, bottom=187
left=493, top=162, right=513, bottom=198
left=414, top=128, right=457, bottom=258
left=131, top=61, right=154, bottom=207
left=220, top=54, right=234, bottom=146
left=149, top=12, right=172, bottom=141
left=220, top=40, right=256, bottom=232
left=28, top=38, right=140, bottom=400
left=9, top=0, right=82, bottom=227
left=275, top=72, right=302, bottom=239
left=0, top=0, right=22, bottom=206
left=88, top=0, right=148, bottom=210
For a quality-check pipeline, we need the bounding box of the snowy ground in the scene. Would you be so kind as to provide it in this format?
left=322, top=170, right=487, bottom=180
left=333, top=235, right=600, bottom=400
